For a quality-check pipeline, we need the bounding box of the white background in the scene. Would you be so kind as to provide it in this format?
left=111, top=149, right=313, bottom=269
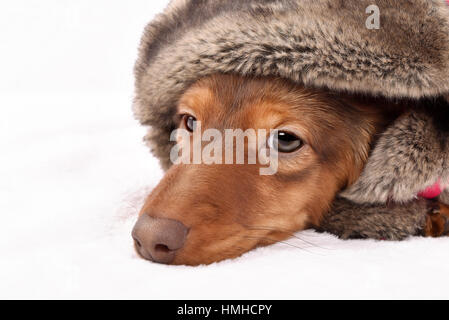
left=1, top=0, right=449, bottom=299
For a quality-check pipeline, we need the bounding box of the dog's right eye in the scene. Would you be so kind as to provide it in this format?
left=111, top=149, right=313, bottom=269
left=268, top=130, right=303, bottom=153
left=182, top=115, right=197, bottom=132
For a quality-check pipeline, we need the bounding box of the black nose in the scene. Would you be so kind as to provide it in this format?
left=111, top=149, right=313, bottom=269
left=132, top=215, right=188, bottom=264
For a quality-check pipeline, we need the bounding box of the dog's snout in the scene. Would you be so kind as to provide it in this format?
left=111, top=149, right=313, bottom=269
left=132, top=215, right=188, bottom=264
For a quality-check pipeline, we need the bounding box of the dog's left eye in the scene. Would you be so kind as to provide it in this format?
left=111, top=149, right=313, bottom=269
left=181, top=115, right=197, bottom=132
left=268, top=130, right=303, bottom=153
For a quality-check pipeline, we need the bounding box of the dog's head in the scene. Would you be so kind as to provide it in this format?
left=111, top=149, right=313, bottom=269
left=132, top=74, right=384, bottom=265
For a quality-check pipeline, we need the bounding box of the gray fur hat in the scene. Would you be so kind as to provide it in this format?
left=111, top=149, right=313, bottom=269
left=134, top=0, right=449, bottom=239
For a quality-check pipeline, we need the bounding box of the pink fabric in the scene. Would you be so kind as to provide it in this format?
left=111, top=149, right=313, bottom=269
left=418, top=180, right=443, bottom=199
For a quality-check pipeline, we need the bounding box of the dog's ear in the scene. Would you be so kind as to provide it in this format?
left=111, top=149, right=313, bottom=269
left=323, top=94, right=390, bottom=190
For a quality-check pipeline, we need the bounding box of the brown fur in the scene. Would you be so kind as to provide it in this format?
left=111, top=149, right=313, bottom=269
left=425, top=202, right=449, bottom=237
left=138, top=74, right=401, bottom=265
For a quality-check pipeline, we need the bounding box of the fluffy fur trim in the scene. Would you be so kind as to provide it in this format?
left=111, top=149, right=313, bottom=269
left=317, top=197, right=429, bottom=240
left=341, top=99, right=449, bottom=204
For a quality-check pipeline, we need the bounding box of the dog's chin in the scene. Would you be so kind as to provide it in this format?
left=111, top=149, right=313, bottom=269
left=172, top=246, right=258, bottom=266
left=170, top=240, right=256, bottom=266
left=170, top=229, right=292, bottom=266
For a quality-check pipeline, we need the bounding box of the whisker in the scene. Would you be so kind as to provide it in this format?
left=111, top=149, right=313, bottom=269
left=241, top=236, right=323, bottom=255
left=242, top=225, right=330, bottom=250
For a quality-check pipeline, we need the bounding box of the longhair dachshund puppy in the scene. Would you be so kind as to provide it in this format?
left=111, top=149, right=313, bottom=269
left=132, top=74, right=449, bottom=266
